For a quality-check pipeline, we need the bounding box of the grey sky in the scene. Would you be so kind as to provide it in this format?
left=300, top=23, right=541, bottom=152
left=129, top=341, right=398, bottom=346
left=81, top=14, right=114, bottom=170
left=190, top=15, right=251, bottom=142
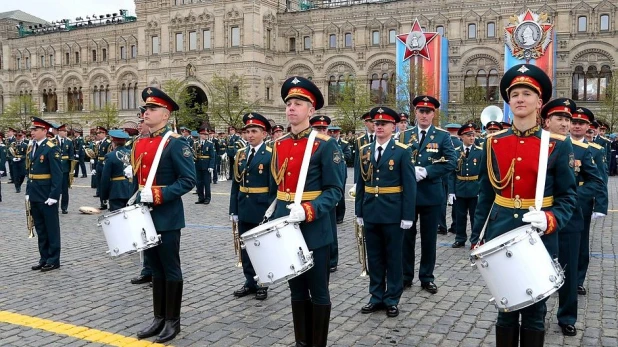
left=0, top=0, right=136, bottom=23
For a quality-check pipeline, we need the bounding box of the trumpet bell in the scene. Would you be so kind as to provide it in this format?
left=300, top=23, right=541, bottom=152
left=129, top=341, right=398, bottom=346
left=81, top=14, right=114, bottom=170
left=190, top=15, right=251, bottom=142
left=348, top=184, right=356, bottom=198
left=481, top=105, right=504, bottom=127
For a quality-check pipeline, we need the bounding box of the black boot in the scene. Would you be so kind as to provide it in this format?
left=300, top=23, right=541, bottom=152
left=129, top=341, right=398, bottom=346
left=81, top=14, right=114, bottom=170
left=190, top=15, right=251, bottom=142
left=137, top=278, right=165, bottom=339
left=495, top=324, right=519, bottom=347
left=291, top=300, right=312, bottom=347
left=312, top=303, right=331, bottom=347
left=155, top=281, right=183, bottom=343
left=520, top=327, right=545, bottom=347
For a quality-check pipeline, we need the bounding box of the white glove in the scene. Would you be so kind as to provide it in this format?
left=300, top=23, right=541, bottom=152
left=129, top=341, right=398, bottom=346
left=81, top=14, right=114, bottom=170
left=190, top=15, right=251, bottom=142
left=230, top=214, right=239, bottom=222
left=44, top=198, right=58, bottom=206
left=74, top=155, right=79, bottom=159
left=0, top=171, right=4, bottom=175
left=12, top=157, right=21, bottom=162
left=140, top=188, right=154, bottom=203
left=414, top=166, right=427, bottom=182
left=448, top=194, right=456, bottom=205
left=123, top=166, right=133, bottom=179
left=522, top=207, right=548, bottom=232
left=90, top=159, right=95, bottom=164
left=25, top=195, right=29, bottom=201
left=208, top=168, right=214, bottom=173
left=356, top=217, right=364, bottom=226
left=592, top=212, right=606, bottom=220
left=400, top=220, right=413, bottom=229
left=286, top=203, right=306, bottom=223
left=91, top=169, right=96, bottom=176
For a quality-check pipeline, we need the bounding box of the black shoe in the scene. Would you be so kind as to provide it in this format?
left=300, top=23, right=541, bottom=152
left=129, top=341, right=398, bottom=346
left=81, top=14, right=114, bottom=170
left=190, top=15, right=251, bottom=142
left=62, top=210, right=68, bottom=214
left=329, top=266, right=337, bottom=273
left=15, top=189, right=21, bottom=193
left=451, top=241, right=465, bottom=248
left=559, top=323, right=577, bottom=336
left=204, top=200, right=210, bottom=205
left=7, top=180, right=13, bottom=183
left=31, top=264, right=44, bottom=271
left=82, top=175, right=87, bottom=178
left=386, top=305, right=399, bottom=317
left=233, top=285, right=257, bottom=298
left=41, top=264, right=60, bottom=272
left=255, top=288, right=268, bottom=300
left=403, top=280, right=412, bottom=289
left=361, top=302, right=385, bottom=314
left=195, top=200, right=205, bottom=204
left=73, top=175, right=79, bottom=178
left=437, top=228, right=447, bottom=235
left=336, top=219, right=344, bottom=224
left=577, top=285, right=586, bottom=295
left=421, top=282, right=438, bottom=294
left=93, top=194, right=100, bottom=197
left=99, top=205, right=107, bottom=210
left=213, top=182, right=217, bottom=185
left=131, top=275, right=152, bottom=285
left=448, top=228, right=456, bottom=234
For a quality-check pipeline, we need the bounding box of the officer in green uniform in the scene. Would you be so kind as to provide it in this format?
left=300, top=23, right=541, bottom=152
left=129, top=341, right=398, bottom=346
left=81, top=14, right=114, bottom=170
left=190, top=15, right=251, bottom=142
left=272, top=76, right=344, bottom=347
left=100, top=130, right=133, bottom=212
left=471, top=64, right=577, bottom=346
left=440, top=123, right=463, bottom=235
left=226, top=127, right=241, bottom=180
left=570, top=107, right=609, bottom=296
left=194, top=127, right=215, bottom=204
left=594, top=120, right=612, bottom=173
left=0, top=135, right=5, bottom=202
left=353, top=112, right=375, bottom=171
left=57, top=124, right=75, bottom=214
left=485, top=121, right=503, bottom=135
left=6, top=127, right=16, bottom=183
left=130, top=87, right=196, bottom=343
left=328, top=125, right=352, bottom=225
left=355, top=106, right=416, bottom=318
left=541, top=98, right=605, bottom=337
left=93, top=127, right=112, bottom=210
left=210, top=129, right=222, bottom=184
left=400, top=95, right=457, bottom=293
left=73, top=129, right=87, bottom=178
left=448, top=123, right=482, bottom=248
left=179, top=127, right=194, bottom=149
left=26, top=117, right=63, bottom=272
left=229, top=112, right=276, bottom=300
left=11, top=131, right=29, bottom=193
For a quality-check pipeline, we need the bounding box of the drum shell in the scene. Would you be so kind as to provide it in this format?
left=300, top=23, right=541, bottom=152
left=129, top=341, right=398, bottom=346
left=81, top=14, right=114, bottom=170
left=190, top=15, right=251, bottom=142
left=470, top=225, right=564, bottom=312
left=241, top=217, right=314, bottom=286
left=98, top=204, right=160, bottom=257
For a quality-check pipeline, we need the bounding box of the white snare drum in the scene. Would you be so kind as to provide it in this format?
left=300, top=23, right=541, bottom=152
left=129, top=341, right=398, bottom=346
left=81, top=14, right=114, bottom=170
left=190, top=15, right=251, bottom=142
left=241, top=216, right=313, bottom=286
left=470, top=224, right=564, bottom=312
left=97, top=204, right=160, bottom=257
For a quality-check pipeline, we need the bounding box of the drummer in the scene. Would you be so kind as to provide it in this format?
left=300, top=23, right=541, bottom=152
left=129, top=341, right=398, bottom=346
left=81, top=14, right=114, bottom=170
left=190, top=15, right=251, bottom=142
left=541, top=99, right=604, bottom=337
left=99, top=130, right=133, bottom=211
left=229, top=112, right=276, bottom=300
left=272, top=76, right=344, bottom=347
left=470, top=64, right=577, bottom=346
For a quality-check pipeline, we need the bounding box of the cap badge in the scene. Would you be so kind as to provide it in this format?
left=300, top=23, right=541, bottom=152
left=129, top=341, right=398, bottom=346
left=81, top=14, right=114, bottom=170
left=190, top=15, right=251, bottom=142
left=291, top=77, right=300, bottom=85
left=377, top=108, right=384, bottom=113
left=563, top=100, right=570, bottom=106
left=577, top=108, right=583, bottom=112
left=517, top=65, right=530, bottom=73
left=248, top=114, right=254, bottom=118
left=147, top=88, right=153, bottom=94
left=423, top=97, right=429, bottom=101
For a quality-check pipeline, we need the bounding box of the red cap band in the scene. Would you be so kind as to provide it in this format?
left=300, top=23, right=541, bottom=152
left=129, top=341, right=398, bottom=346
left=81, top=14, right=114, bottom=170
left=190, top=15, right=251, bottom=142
left=374, top=113, right=396, bottom=123
left=507, top=76, right=542, bottom=96
left=145, top=96, right=174, bottom=112
left=245, top=119, right=267, bottom=129
left=572, top=113, right=590, bottom=123
left=285, top=87, right=316, bottom=107
left=546, top=106, right=572, bottom=117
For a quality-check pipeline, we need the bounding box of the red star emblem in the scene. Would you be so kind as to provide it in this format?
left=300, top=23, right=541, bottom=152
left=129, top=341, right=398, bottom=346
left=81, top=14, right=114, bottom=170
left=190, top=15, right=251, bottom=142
left=397, top=19, right=438, bottom=61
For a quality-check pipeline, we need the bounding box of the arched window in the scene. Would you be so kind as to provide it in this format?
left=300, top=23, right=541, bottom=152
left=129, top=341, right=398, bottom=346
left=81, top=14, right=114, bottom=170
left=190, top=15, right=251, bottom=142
left=572, top=65, right=613, bottom=101
left=465, top=68, right=499, bottom=101
left=369, top=73, right=391, bottom=104
left=67, top=87, right=83, bottom=111
left=42, top=89, right=58, bottom=112
left=328, top=75, right=338, bottom=105
left=488, top=69, right=499, bottom=101
left=121, top=83, right=128, bottom=109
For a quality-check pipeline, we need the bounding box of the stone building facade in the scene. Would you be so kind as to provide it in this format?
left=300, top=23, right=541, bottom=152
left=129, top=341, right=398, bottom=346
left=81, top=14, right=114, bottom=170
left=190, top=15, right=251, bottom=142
left=0, top=0, right=616, bottom=130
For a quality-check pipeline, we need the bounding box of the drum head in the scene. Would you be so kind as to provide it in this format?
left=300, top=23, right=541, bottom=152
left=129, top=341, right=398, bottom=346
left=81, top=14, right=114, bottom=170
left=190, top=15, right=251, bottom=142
left=79, top=206, right=101, bottom=215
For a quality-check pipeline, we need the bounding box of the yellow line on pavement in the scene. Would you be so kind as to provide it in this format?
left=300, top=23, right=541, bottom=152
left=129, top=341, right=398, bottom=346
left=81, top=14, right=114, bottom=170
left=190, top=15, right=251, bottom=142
left=0, top=311, right=169, bottom=347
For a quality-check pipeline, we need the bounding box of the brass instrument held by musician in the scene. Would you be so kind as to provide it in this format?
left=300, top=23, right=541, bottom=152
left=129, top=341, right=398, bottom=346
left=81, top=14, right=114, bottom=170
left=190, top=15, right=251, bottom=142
left=354, top=218, right=368, bottom=277
left=232, top=219, right=242, bottom=268
left=26, top=198, right=35, bottom=238
left=68, top=160, right=78, bottom=188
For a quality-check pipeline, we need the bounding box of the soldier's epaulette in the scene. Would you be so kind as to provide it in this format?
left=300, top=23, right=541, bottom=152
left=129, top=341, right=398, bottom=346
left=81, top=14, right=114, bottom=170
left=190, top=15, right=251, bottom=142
left=265, top=146, right=272, bottom=152
left=46, top=140, right=56, bottom=148
left=550, top=134, right=566, bottom=141
left=454, top=146, right=461, bottom=151
left=359, top=143, right=371, bottom=151
left=474, top=145, right=483, bottom=150
left=277, top=133, right=292, bottom=142
left=487, top=129, right=508, bottom=138
left=435, top=127, right=449, bottom=133
left=340, top=139, right=348, bottom=144
left=571, top=140, right=589, bottom=149
left=588, top=142, right=603, bottom=150
left=395, top=142, right=409, bottom=149
left=169, top=132, right=182, bottom=139
left=316, top=133, right=331, bottom=141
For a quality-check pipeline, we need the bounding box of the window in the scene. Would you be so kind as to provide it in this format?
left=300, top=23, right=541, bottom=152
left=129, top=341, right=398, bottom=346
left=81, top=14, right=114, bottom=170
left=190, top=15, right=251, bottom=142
left=266, top=86, right=271, bottom=100
left=203, top=30, right=211, bottom=49
left=152, top=36, right=160, bottom=54
left=266, top=29, right=271, bottom=50
left=344, top=33, right=352, bottom=47
left=468, top=24, right=476, bottom=39
left=600, top=15, right=609, bottom=31
left=92, top=50, right=97, bottom=62
left=25, top=57, right=30, bottom=69
left=303, top=36, right=311, bottom=50
left=189, top=31, right=197, bottom=50
left=42, top=89, right=57, bottom=112
left=289, top=37, right=296, bottom=52
left=131, top=45, right=137, bottom=58
left=49, top=54, right=54, bottom=67
left=120, top=46, right=126, bottom=59
left=40, top=55, right=45, bottom=67
left=329, top=34, right=336, bottom=48
left=232, top=86, right=239, bottom=97
left=369, top=73, right=393, bottom=104
left=572, top=65, right=612, bottom=101
left=16, top=57, right=21, bottom=69
left=231, top=26, right=240, bottom=47
left=372, top=30, right=380, bottom=45
left=487, top=22, right=495, bottom=38
left=75, top=52, right=79, bottom=64
left=65, top=52, right=70, bottom=65
left=389, top=29, right=396, bottom=44
left=120, top=83, right=138, bottom=110
left=578, top=16, right=587, bottom=32
left=102, top=48, right=107, bottom=61
left=436, top=26, right=444, bottom=37
left=67, top=87, right=84, bottom=112
left=176, top=33, right=183, bottom=52
left=464, top=69, right=499, bottom=102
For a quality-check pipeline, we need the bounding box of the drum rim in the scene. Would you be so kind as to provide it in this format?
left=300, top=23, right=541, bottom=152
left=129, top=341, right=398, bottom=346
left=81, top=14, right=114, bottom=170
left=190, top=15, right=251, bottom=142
left=241, top=216, right=294, bottom=239
left=492, top=279, right=564, bottom=312
left=97, top=203, right=146, bottom=221
left=471, top=224, right=536, bottom=258
left=257, top=259, right=314, bottom=286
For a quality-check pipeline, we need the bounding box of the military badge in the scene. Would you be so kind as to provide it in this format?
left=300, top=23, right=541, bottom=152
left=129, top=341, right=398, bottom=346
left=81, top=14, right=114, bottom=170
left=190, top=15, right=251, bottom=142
left=388, top=159, right=394, bottom=170
left=333, top=151, right=342, bottom=164
left=574, top=159, right=581, bottom=174
left=473, top=158, right=477, bottom=165
left=41, top=154, right=46, bottom=162
left=182, top=146, right=191, bottom=158
left=258, top=163, right=264, bottom=174
left=568, top=153, right=574, bottom=169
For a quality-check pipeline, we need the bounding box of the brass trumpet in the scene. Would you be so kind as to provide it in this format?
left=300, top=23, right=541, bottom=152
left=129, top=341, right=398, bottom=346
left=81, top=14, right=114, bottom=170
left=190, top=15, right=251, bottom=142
left=25, top=198, right=35, bottom=238
left=348, top=184, right=356, bottom=198
left=232, top=219, right=242, bottom=268
left=354, top=218, right=368, bottom=277
left=68, top=160, right=78, bottom=188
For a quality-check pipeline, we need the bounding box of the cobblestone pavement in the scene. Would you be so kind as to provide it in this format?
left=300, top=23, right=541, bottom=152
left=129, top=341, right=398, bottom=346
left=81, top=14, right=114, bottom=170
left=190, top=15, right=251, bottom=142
left=0, top=170, right=616, bottom=346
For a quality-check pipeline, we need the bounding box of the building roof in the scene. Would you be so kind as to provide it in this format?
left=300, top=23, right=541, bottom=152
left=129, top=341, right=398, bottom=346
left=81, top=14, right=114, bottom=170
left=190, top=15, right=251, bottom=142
left=0, top=10, right=47, bottom=25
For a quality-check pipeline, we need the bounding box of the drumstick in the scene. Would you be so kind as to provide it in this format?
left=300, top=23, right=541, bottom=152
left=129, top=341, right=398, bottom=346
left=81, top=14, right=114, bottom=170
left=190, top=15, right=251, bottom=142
left=535, top=130, right=550, bottom=212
